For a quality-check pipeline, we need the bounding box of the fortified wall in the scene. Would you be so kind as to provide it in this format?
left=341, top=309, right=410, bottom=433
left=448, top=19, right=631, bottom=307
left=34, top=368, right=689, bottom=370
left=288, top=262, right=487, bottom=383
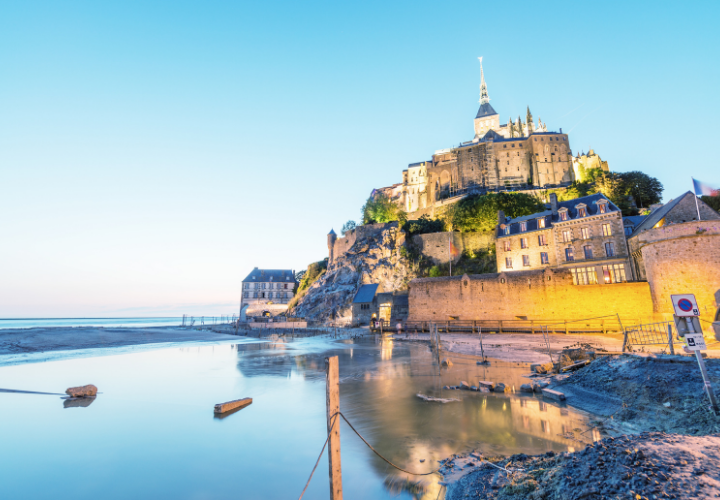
left=629, top=221, right=720, bottom=316
left=408, top=268, right=654, bottom=323
left=412, top=231, right=494, bottom=264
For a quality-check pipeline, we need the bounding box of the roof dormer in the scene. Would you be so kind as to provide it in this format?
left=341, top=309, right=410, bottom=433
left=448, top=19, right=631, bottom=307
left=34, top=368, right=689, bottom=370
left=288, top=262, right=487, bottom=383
left=575, top=203, right=588, bottom=218
left=596, top=198, right=609, bottom=214
left=558, top=207, right=569, bottom=221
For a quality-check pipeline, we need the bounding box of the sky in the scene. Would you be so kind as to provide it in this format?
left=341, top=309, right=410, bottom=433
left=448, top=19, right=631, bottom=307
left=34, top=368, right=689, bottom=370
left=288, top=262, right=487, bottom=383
left=1, top=0, right=718, bottom=317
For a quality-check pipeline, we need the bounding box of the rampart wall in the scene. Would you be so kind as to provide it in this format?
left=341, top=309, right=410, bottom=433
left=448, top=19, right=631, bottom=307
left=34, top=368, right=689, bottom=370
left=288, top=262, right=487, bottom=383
left=412, top=231, right=495, bottom=264
left=631, top=221, right=720, bottom=316
left=407, top=268, right=654, bottom=323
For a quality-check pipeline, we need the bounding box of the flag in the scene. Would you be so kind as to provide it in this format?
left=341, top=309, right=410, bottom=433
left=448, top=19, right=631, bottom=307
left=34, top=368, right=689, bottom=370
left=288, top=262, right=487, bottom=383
left=692, top=178, right=719, bottom=197
left=449, top=238, right=460, bottom=259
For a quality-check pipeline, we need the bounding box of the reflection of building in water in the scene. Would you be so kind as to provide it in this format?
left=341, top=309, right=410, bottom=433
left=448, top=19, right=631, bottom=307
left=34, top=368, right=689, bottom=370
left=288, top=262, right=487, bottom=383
left=510, top=398, right=599, bottom=451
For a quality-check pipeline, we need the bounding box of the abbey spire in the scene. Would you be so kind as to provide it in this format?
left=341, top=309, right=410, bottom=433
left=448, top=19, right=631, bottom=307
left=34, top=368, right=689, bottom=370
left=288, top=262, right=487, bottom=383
left=479, top=57, right=490, bottom=105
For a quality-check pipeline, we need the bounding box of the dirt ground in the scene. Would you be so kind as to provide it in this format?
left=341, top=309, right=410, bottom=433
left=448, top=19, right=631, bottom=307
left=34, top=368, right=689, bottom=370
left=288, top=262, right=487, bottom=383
left=444, top=432, right=720, bottom=500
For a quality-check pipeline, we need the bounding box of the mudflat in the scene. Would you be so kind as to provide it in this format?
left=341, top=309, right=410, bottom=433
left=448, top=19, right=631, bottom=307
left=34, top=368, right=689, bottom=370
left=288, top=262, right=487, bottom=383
left=0, top=326, right=234, bottom=355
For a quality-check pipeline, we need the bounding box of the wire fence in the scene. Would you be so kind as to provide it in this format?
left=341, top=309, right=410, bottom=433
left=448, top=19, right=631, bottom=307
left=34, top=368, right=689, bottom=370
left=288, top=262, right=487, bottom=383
left=402, top=316, right=624, bottom=335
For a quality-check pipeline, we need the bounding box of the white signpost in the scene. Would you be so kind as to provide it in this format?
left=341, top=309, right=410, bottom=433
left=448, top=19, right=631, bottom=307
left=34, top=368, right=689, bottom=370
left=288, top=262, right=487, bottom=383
left=670, top=293, right=718, bottom=413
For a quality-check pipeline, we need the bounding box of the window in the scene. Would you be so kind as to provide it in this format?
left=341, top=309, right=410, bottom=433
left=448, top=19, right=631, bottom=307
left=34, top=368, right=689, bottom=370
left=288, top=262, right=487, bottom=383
left=540, top=252, right=549, bottom=264
left=505, top=257, right=513, bottom=269
left=602, top=264, right=626, bottom=283
left=624, top=226, right=633, bottom=236
left=523, top=255, right=530, bottom=267
left=605, top=242, right=615, bottom=257
left=538, top=234, right=547, bottom=246
left=602, top=223, right=612, bottom=236
left=562, top=229, right=573, bottom=243
left=565, top=247, right=575, bottom=262
left=520, top=221, right=527, bottom=232
left=584, top=246, right=593, bottom=259
left=503, top=226, right=510, bottom=235
left=262, top=283, right=266, bottom=289
left=598, top=202, right=607, bottom=214
left=559, top=211, right=568, bottom=221
left=538, top=218, right=546, bottom=228
left=571, top=267, right=598, bottom=285
left=244, top=292, right=248, bottom=298
left=503, top=240, right=511, bottom=251
left=578, top=207, right=587, bottom=217
left=253, top=292, right=258, bottom=298
left=521, top=237, right=528, bottom=249
left=581, top=227, right=590, bottom=240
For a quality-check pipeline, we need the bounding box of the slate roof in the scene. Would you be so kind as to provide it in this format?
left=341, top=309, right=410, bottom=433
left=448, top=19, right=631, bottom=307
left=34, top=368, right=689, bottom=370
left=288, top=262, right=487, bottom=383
left=498, top=193, right=619, bottom=237
left=242, top=268, right=296, bottom=283
left=353, top=284, right=379, bottom=303
left=475, top=103, right=498, bottom=118
left=623, top=215, right=647, bottom=227
left=627, top=192, right=693, bottom=237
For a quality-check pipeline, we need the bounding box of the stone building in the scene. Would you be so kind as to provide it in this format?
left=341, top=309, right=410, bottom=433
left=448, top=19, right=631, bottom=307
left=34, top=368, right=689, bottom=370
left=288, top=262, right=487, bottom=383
left=351, top=283, right=409, bottom=326
left=572, top=149, right=610, bottom=182
left=496, top=193, right=632, bottom=285
left=240, top=268, right=297, bottom=316
left=627, top=192, right=720, bottom=316
left=373, top=60, right=576, bottom=215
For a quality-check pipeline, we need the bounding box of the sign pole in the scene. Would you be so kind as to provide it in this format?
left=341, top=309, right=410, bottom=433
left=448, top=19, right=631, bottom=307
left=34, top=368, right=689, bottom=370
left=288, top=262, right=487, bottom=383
left=685, top=318, right=719, bottom=413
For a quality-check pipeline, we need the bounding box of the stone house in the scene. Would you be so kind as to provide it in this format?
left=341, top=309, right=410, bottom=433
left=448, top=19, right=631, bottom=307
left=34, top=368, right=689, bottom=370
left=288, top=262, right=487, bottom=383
left=496, top=193, right=632, bottom=285
left=241, top=268, right=297, bottom=315
left=351, top=284, right=409, bottom=326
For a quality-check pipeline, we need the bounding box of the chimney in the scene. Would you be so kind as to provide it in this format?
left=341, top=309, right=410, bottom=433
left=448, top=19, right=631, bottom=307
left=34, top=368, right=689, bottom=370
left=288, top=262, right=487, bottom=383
left=550, top=193, right=558, bottom=215
left=497, top=210, right=505, bottom=226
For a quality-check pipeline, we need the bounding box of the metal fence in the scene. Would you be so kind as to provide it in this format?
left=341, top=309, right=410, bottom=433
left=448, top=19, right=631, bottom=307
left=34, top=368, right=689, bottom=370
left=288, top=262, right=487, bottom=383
left=402, top=316, right=624, bottom=335
left=181, top=315, right=236, bottom=327
left=622, top=321, right=675, bottom=354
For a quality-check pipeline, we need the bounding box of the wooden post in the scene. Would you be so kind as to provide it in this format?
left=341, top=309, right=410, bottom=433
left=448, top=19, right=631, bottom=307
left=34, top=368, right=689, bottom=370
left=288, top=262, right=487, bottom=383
left=531, top=320, right=535, bottom=335
left=564, top=320, right=568, bottom=335
left=325, top=356, right=343, bottom=500
left=601, top=319, right=606, bottom=335
left=499, top=320, right=503, bottom=334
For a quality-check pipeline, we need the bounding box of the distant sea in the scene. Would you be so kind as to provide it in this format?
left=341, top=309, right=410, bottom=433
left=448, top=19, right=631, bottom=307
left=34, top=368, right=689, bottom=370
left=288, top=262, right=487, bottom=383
left=0, top=317, right=186, bottom=330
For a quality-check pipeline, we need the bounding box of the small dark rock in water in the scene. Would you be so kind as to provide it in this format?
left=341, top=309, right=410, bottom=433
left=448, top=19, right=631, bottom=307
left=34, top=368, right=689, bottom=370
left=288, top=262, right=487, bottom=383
left=443, top=386, right=449, bottom=390
left=65, top=385, right=98, bottom=398
left=419, top=459, right=425, bottom=463
left=471, top=386, right=478, bottom=391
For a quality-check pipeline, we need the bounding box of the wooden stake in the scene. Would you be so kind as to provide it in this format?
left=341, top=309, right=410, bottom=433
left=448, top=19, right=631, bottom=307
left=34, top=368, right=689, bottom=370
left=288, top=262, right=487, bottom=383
left=325, top=356, right=343, bottom=500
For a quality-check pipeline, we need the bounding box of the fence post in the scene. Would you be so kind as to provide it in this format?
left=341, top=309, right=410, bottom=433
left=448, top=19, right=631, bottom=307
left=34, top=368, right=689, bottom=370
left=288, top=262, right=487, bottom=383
left=499, top=320, right=503, bottom=334
left=667, top=323, right=675, bottom=355
left=602, top=319, right=606, bottom=335
left=531, top=320, right=535, bottom=335
left=325, top=356, right=343, bottom=500
left=564, top=320, right=568, bottom=335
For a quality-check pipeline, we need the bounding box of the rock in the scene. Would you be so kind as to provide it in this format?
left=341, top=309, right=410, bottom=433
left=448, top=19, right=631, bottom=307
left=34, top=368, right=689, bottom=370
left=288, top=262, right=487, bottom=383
left=65, top=385, right=98, bottom=398
left=542, top=388, right=566, bottom=401
left=520, top=383, right=535, bottom=393
left=478, top=381, right=495, bottom=391
left=493, top=383, right=509, bottom=392
left=441, top=358, right=453, bottom=367
left=534, top=380, right=550, bottom=393
left=419, top=459, right=425, bottom=463
left=663, top=402, right=672, bottom=408
left=533, top=362, right=555, bottom=374
left=460, top=381, right=470, bottom=390
left=471, top=386, right=478, bottom=391
left=443, top=385, right=450, bottom=390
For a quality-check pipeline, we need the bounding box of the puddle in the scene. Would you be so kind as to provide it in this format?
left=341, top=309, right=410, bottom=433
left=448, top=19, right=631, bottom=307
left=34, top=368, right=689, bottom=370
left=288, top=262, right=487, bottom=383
left=0, top=334, right=599, bottom=500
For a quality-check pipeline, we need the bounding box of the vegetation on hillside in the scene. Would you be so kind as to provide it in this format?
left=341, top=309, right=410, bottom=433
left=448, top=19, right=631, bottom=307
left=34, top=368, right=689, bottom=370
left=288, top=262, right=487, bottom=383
left=453, top=192, right=545, bottom=232
left=341, top=220, right=356, bottom=235
left=426, top=247, right=497, bottom=278
left=361, top=194, right=408, bottom=225
left=288, top=259, right=328, bottom=309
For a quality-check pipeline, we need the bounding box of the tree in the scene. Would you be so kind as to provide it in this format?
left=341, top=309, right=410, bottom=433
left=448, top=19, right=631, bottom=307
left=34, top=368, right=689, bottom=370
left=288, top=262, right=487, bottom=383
left=361, top=194, right=404, bottom=224
left=453, top=192, right=545, bottom=233
left=701, top=195, right=720, bottom=214
left=618, top=171, right=663, bottom=209
left=403, top=214, right=445, bottom=236
left=341, top=220, right=356, bottom=236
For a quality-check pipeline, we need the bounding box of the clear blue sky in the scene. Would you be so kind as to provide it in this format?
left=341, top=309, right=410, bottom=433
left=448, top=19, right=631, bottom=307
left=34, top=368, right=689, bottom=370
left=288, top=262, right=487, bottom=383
left=1, top=1, right=718, bottom=317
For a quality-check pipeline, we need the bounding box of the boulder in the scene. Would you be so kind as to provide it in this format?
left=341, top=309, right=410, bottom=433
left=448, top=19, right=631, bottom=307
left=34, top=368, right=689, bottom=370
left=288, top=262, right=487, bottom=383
left=65, top=385, right=98, bottom=398
left=520, top=383, right=535, bottom=393
left=460, top=381, right=470, bottom=390
left=478, top=381, right=495, bottom=391
left=542, top=388, right=566, bottom=401
left=533, top=362, right=555, bottom=374
left=493, top=383, right=510, bottom=393
left=441, top=358, right=453, bottom=367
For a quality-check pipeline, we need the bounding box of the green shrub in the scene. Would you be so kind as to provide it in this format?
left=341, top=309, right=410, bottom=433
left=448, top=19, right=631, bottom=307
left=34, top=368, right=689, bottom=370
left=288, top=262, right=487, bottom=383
left=454, top=193, right=545, bottom=233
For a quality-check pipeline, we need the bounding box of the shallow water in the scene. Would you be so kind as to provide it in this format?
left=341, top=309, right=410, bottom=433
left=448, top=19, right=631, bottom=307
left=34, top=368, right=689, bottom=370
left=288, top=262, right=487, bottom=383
left=0, top=317, right=185, bottom=329
left=0, top=335, right=599, bottom=500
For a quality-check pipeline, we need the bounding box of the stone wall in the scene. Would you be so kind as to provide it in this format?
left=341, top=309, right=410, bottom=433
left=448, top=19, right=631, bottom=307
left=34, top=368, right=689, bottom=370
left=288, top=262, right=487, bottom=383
left=631, top=221, right=720, bottom=316
left=663, top=196, right=719, bottom=224
left=407, top=268, right=654, bottom=323
left=412, top=231, right=495, bottom=264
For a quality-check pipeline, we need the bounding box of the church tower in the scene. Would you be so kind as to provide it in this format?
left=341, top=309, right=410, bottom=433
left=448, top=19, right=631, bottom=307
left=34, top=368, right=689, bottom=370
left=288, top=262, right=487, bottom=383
left=473, top=57, right=500, bottom=138
left=327, top=229, right=337, bottom=263
left=526, top=106, right=535, bottom=135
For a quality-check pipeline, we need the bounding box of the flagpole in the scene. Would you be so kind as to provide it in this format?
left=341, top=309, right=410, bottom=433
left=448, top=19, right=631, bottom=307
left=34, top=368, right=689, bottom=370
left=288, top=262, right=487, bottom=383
left=692, top=177, right=702, bottom=221
left=448, top=232, right=452, bottom=277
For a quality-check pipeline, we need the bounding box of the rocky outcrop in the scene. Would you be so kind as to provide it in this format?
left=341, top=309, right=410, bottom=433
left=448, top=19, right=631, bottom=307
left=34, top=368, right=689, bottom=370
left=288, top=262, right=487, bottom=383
left=290, top=223, right=418, bottom=323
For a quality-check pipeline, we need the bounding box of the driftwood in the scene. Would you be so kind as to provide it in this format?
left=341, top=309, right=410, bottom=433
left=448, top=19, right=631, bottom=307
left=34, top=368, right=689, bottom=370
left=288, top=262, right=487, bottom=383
left=214, top=398, right=252, bottom=414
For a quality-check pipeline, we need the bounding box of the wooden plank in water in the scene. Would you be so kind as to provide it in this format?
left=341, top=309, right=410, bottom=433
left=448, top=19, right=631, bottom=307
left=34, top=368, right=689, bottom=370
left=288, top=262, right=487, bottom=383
left=214, top=398, right=252, bottom=414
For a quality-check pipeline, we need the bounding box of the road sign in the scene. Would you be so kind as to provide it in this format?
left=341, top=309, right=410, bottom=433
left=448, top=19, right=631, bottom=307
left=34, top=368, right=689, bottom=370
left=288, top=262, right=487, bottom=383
left=685, top=333, right=707, bottom=351
left=671, top=294, right=700, bottom=317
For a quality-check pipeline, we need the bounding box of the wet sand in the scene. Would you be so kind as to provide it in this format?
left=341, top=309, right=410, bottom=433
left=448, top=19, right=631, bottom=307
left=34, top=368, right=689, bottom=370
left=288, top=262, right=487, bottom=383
left=0, top=326, right=234, bottom=355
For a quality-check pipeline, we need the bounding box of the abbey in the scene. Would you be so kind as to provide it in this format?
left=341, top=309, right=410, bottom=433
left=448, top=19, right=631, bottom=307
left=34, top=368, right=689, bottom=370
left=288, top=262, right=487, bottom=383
left=380, top=60, right=576, bottom=214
